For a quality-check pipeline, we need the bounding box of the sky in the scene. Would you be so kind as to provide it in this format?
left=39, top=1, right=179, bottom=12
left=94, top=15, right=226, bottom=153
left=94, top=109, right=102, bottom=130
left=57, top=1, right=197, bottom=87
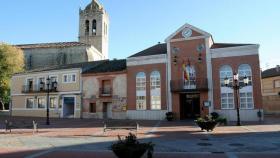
left=0, top=0, right=279, bottom=70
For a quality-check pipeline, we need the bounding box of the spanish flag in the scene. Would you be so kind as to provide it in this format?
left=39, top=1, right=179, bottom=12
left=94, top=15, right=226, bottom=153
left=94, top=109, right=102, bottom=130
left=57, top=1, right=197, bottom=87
left=182, top=63, right=189, bottom=80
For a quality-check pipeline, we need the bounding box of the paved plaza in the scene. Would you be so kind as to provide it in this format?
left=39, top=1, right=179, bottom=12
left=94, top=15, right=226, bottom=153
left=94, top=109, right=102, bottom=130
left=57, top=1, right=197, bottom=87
left=0, top=116, right=279, bottom=158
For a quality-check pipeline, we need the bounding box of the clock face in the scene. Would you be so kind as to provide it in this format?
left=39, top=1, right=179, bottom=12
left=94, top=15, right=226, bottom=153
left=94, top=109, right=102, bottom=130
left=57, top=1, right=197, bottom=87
left=182, top=28, right=192, bottom=38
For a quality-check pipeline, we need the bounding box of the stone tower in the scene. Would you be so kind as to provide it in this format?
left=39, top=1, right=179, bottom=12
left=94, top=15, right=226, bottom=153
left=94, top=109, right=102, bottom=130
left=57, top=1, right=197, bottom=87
left=79, top=0, right=109, bottom=59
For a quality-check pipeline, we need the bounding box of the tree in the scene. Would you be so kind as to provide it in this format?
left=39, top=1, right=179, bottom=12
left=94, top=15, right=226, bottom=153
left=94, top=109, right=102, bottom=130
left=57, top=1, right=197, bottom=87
left=0, top=43, right=24, bottom=110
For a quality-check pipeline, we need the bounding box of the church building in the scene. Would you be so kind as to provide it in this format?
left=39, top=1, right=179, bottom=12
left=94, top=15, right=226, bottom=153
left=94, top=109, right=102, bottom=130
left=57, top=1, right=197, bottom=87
left=16, top=0, right=109, bottom=70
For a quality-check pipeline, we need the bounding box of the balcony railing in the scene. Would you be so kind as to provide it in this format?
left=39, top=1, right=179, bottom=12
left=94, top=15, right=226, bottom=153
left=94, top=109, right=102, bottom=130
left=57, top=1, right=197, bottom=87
left=22, top=84, right=58, bottom=93
left=99, top=87, right=112, bottom=96
left=170, top=78, right=208, bottom=92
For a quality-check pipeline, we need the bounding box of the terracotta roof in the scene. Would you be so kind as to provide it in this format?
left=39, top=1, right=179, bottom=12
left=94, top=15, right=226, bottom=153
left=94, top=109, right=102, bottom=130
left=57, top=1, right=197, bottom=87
left=211, top=43, right=254, bottom=49
left=83, top=59, right=126, bottom=74
left=262, top=67, right=280, bottom=78
left=15, top=42, right=88, bottom=49
left=129, top=43, right=167, bottom=58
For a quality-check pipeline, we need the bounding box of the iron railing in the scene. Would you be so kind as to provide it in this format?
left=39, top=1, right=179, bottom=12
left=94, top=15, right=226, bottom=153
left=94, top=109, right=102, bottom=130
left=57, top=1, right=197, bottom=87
left=22, top=84, right=58, bottom=93
left=170, top=78, right=208, bottom=92
left=99, top=87, right=112, bottom=96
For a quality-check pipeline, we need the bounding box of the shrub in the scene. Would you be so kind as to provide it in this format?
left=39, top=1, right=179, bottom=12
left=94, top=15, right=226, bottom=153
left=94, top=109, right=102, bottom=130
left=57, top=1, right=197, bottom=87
left=111, top=133, right=154, bottom=158
left=165, top=112, right=174, bottom=121
left=210, top=112, right=219, bottom=120
left=216, top=117, right=227, bottom=125
left=195, top=117, right=218, bottom=132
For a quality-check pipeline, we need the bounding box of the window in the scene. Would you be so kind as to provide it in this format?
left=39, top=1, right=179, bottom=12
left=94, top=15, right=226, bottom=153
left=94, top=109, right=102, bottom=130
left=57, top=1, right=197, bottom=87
left=26, top=98, right=34, bottom=109
left=38, top=97, right=46, bottom=109
left=238, top=64, right=252, bottom=85
left=238, top=64, right=254, bottom=109
left=38, top=77, right=45, bottom=90
left=85, top=20, right=89, bottom=35
left=240, top=92, right=254, bottom=109
left=275, top=80, right=280, bottom=88
left=63, top=74, right=76, bottom=83
left=50, top=76, right=58, bottom=89
left=136, top=72, right=146, bottom=110
left=220, top=65, right=233, bottom=87
left=26, top=78, right=34, bottom=91
left=50, top=97, right=57, bottom=109
left=27, top=55, right=32, bottom=69
left=92, top=19, right=96, bottom=35
left=221, top=93, right=234, bottom=109
left=136, top=96, right=146, bottom=110
left=72, top=74, right=76, bottom=82
left=136, top=72, right=146, bottom=91
left=89, top=103, right=96, bottom=113
left=150, top=71, right=161, bottom=110
left=50, top=76, right=57, bottom=82
left=102, top=80, right=111, bottom=94
left=220, top=65, right=234, bottom=109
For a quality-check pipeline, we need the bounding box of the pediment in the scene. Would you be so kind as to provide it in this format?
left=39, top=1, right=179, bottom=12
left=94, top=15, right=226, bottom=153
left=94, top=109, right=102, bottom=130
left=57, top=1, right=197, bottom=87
left=165, top=23, right=211, bottom=42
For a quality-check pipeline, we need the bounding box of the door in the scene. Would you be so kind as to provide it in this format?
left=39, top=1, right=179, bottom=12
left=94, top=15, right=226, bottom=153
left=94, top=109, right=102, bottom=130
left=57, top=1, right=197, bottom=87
left=63, top=97, right=75, bottom=118
left=107, top=103, right=112, bottom=119
left=103, top=102, right=112, bottom=119
left=180, top=94, right=200, bottom=119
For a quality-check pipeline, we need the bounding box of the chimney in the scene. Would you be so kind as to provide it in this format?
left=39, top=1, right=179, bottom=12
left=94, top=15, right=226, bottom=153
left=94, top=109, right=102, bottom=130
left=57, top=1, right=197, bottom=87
left=276, top=65, right=280, bottom=72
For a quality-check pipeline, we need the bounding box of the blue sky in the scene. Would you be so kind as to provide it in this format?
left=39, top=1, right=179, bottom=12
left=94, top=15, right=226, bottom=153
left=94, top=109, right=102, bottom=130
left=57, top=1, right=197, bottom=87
left=0, top=0, right=279, bottom=70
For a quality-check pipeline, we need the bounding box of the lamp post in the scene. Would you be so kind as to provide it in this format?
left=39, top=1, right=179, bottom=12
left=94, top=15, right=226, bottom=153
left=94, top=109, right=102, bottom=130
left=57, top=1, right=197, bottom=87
left=46, top=77, right=50, bottom=125
left=224, top=72, right=249, bottom=126
left=40, top=77, right=57, bottom=125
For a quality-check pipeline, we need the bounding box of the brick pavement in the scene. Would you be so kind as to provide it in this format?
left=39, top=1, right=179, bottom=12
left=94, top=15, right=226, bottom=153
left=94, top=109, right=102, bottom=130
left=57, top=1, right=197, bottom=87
left=0, top=115, right=280, bottom=157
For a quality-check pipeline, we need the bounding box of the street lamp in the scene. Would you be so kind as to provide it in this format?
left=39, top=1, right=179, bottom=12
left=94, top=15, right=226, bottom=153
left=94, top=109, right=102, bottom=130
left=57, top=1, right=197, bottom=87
left=46, top=77, right=50, bottom=125
left=224, top=72, right=249, bottom=126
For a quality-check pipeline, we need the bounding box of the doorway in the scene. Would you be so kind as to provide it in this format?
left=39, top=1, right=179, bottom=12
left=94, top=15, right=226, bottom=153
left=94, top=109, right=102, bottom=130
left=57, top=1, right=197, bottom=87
left=180, top=93, right=200, bottom=119
left=103, top=102, right=112, bottom=119
left=63, top=97, right=75, bottom=118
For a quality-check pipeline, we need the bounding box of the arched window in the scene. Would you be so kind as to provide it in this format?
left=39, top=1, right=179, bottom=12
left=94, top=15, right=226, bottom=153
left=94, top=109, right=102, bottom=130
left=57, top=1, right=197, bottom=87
left=27, top=55, right=32, bottom=69
left=150, top=71, right=161, bottom=110
left=220, top=65, right=233, bottom=87
left=85, top=20, right=90, bottom=35
left=92, top=19, right=96, bottom=35
left=136, top=72, right=146, bottom=110
left=238, top=64, right=252, bottom=85
left=238, top=64, right=253, bottom=109
left=219, top=65, right=234, bottom=109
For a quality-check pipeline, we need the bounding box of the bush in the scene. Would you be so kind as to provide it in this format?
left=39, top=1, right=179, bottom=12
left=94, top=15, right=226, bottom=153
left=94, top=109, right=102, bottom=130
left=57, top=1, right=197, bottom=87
left=111, top=133, right=154, bottom=158
left=195, top=117, right=218, bottom=132
left=216, top=117, right=227, bottom=125
left=210, top=112, right=219, bottom=120
left=165, top=112, right=174, bottom=121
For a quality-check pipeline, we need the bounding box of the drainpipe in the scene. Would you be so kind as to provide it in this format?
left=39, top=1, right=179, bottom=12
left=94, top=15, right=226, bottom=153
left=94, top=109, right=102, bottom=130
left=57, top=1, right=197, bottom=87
left=80, top=70, right=83, bottom=119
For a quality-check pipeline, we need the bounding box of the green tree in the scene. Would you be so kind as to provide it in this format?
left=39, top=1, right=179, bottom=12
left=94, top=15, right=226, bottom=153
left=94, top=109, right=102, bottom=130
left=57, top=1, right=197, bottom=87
left=0, top=43, right=24, bottom=110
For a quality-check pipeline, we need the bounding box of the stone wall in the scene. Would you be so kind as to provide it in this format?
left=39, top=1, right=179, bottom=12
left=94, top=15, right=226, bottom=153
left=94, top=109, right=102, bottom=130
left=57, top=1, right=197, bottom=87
left=82, top=73, right=127, bottom=119
left=22, top=45, right=103, bottom=70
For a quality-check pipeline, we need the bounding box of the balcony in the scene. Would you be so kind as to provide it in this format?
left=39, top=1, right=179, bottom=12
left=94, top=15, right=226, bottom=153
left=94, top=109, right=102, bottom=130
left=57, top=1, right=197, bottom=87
left=99, top=87, right=112, bottom=97
left=22, top=84, right=58, bottom=93
left=170, top=78, right=208, bottom=92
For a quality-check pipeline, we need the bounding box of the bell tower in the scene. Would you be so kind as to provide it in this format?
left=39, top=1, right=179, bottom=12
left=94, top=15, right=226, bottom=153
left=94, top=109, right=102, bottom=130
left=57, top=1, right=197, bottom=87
left=79, top=0, right=109, bottom=59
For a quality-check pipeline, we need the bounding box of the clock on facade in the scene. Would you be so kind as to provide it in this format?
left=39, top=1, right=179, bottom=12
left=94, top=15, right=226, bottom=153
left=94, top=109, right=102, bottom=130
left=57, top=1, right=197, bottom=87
left=182, top=28, right=192, bottom=38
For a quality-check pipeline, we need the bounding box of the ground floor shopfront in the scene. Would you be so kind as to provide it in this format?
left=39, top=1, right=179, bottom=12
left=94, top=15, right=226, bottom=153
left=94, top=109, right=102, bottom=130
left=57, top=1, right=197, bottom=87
left=11, top=93, right=82, bottom=118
